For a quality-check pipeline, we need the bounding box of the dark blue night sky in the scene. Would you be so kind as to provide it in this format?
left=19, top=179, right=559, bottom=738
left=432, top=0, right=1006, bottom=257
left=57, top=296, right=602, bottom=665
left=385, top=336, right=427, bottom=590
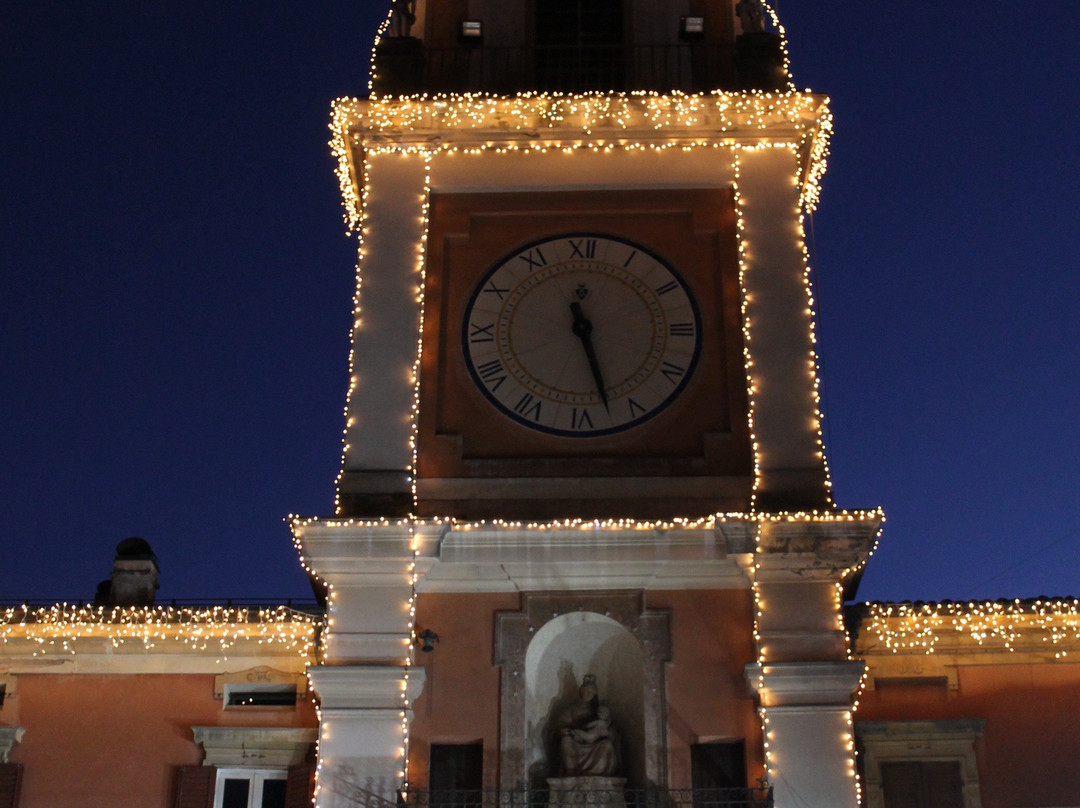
left=3, top=2, right=1077, bottom=603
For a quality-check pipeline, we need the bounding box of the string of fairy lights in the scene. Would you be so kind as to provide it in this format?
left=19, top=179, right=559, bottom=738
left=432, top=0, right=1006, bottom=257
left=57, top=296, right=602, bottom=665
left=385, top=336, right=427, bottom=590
left=0, top=604, right=318, bottom=660
left=861, top=599, right=1080, bottom=658
left=330, top=91, right=832, bottom=235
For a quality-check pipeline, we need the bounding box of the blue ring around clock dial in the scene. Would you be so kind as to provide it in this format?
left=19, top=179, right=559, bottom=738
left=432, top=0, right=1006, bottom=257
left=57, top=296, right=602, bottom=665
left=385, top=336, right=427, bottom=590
left=462, top=233, right=702, bottom=437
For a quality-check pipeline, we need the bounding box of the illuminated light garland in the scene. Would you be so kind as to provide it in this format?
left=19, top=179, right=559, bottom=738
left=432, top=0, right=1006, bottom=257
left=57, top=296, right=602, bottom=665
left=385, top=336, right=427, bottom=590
left=408, top=157, right=432, bottom=511
left=848, top=667, right=870, bottom=805
left=331, top=148, right=372, bottom=516
left=761, top=1, right=796, bottom=94
left=861, top=599, right=1080, bottom=658
left=329, top=91, right=833, bottom=233
left=292, top=509, right=882, bottom=533
left=366, top=7, right=395, bottom=98
left=732, top=151, right=762, bottom=504
left=733, top=143, right=836, bottom=508
left=0, top=604, right=318, bottom=660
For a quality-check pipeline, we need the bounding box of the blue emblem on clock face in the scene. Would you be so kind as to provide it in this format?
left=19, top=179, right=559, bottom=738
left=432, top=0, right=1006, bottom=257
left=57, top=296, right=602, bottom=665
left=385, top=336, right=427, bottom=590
left=462, top=233, right=702, bottom=437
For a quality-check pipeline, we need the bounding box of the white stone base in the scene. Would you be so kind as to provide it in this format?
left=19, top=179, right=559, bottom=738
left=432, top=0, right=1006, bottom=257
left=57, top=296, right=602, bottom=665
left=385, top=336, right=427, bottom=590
left=547, top=777, right=626, bottom=808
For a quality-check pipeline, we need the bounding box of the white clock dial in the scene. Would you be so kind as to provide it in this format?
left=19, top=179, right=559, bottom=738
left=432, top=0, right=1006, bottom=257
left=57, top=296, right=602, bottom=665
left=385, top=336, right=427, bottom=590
left=462, top=233, right=701, bottom=437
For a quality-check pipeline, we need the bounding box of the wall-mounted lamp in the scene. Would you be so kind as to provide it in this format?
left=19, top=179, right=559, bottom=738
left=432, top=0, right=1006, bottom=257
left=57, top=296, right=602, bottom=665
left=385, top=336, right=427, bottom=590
left=459, top=20, right=483, bottom=44
left=415, top=628, right=440, bottom=652
left=679, top=16, right=705, bottom=40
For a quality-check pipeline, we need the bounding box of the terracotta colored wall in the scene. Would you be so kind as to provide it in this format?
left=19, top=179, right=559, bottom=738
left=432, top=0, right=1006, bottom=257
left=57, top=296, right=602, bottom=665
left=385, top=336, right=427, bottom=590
left=411, top=589, right=762, bottom=790
left=647, top=590, right=763, bottom=789
left=1, top=674, right=316, bottom=808
left=856, top=662, right=1080, bottom=808
left=411, top=592, right=521, bottom=788
left=424, top=0, right=470, bottom=48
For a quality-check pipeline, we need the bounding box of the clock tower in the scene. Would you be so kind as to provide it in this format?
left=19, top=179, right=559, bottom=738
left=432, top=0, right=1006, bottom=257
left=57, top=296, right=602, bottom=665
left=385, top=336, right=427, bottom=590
left=296, top=3, right=880, bottom=808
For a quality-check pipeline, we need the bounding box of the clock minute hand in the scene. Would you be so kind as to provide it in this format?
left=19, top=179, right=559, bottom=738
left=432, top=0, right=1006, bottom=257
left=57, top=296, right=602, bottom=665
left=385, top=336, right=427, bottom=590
left=569, top=301, right=609, bottom=412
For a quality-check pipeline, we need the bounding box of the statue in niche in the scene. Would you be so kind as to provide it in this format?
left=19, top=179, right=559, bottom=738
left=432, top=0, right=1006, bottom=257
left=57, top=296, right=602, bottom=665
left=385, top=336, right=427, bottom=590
left=389, top=0, right=417, bottom=37
left=735, top=0, right=766, bottom=33
left=554, top=675, right=619, bottom=777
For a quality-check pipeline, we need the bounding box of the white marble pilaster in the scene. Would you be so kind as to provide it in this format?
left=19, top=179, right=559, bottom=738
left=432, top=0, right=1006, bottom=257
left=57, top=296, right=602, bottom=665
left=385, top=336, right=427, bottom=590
left=746, top=661, right=865, bottom=808
left=310, top=665, right=426, bottom=808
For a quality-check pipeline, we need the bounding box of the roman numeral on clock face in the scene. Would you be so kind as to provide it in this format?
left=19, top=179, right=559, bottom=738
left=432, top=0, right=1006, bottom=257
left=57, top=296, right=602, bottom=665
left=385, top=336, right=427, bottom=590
left=469, top=322, right=495, bottom=343
left=570, top=407, right=594, bottom=430
left=669, top=322, right=695, bottom=337
left=513, top=393, right=542, bottom=421
left=568, top=238, right=597, bottom=259
left=474, top=359, right=506, bottom=391
left=660, top=361, right=686, bottom=384
left=483, top=281, right=509, bottom=300
left=518, top=248, right=547, bottom=271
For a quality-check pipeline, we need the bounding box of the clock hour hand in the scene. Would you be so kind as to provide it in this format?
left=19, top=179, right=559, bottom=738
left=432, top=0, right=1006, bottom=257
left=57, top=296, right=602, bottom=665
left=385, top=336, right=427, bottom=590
left=569, top=301, right=609, bottom=411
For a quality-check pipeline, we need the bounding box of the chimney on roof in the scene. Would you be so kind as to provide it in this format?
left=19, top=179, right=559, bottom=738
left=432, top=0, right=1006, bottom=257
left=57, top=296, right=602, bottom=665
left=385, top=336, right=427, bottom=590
left=104, top=537, right=160, bottom=606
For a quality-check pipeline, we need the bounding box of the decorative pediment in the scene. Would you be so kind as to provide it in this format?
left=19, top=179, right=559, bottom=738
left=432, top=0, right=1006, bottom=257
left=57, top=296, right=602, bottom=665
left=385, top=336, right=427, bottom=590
left=192, top=726, right=316, bottom=767
left=213, top=666, right=306, bottom=705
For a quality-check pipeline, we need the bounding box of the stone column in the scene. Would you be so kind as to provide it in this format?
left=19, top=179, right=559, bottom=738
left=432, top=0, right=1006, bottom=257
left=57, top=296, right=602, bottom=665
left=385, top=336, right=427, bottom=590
left=747, top=516, right=878, bottom=808
left=309, top=665, right=425, bottom=808
left=737, top=147, right=830, bottom=510
left=296, top=522, right=430, bottom=807
left=746, top=661, right=865, bottom=808
left=336, top=152, right=429, bottom=517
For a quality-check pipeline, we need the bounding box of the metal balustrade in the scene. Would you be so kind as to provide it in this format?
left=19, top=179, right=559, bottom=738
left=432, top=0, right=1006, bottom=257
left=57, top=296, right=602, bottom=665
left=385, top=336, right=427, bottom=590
left=397, top=787, right=773, bottom=808
left=374, top=43, right=744, bottom=96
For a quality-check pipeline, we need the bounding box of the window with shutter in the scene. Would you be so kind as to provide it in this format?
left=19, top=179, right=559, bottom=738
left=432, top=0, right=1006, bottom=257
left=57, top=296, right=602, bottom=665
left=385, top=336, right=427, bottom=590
left=284, top=763, right=316, bottom=808
left=174, top=765, right=216, bottom=808
left=858, top=720, right=983, bottom=808
left=0, top=763, right=23, bottom=808
left=880, top=761, right=963, bottom=808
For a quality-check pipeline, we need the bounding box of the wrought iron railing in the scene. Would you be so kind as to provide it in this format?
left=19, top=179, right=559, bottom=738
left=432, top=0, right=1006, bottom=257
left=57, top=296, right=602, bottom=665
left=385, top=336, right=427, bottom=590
left=399, top=787, right=773, bottom=808
left=375, top=43, right=742, bottom=96
left=426, top=44, right=736, bottom=94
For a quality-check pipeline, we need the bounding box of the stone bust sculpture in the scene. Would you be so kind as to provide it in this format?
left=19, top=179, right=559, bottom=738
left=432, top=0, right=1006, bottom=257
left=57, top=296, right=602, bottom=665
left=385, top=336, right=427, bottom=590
left=735, top=0, right=766, bottom=33
left=389, top=0, right=416, bottom=37
left=554, top=675, right=619, bottom=777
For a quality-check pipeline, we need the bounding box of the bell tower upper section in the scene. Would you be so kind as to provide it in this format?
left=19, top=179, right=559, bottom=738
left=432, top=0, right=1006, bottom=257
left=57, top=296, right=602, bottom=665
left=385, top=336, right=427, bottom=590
left=331, top=0, right=835, bottom=520
left=374, top=0, right=788, bottom=97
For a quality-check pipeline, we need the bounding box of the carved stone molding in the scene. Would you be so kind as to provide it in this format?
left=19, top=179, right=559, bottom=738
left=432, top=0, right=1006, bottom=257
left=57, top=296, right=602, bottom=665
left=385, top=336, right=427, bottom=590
left=857, top=720, right=984, bottom=808
left=213, top=665, right=307, bottom=703
left=192, top=726, right=317, bottom=768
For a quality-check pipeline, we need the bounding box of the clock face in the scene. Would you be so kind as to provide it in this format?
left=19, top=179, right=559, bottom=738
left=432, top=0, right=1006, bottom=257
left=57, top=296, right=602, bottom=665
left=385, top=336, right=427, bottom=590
left=462, top=233, right=702, bottom=437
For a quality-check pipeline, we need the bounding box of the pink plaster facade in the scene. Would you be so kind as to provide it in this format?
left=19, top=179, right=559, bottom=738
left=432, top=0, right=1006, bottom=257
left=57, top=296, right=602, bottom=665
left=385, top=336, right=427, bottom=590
left=410, top=589, right=765, bottom=790
left=855, top=660, right=1080, bottom=808
left=0, top=673, right=316, bottom=807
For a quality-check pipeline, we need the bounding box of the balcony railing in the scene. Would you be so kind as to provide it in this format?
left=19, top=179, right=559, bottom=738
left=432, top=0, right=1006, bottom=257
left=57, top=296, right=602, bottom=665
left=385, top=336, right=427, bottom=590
left=420, top=44, right=735, bottom=94
left=398, top=788, right=773, bottom=808
left=371, top=39, right=786, bottom=97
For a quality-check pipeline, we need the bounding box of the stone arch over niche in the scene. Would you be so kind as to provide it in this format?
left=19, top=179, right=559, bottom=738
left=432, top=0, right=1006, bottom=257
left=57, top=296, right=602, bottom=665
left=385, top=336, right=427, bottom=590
left=525, top=612, right=643, bottom=788
left=495, top=592, right=670, bottom=791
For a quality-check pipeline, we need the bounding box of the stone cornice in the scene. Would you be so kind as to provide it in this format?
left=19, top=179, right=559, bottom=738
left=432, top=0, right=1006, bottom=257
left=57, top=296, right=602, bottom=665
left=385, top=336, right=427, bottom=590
left=294, top=513, right=881, bottom=592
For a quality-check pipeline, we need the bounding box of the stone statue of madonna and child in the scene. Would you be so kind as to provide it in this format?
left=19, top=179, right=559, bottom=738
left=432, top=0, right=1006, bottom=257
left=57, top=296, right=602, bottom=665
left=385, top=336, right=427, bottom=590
left=547, top=675, right=625, bottom=808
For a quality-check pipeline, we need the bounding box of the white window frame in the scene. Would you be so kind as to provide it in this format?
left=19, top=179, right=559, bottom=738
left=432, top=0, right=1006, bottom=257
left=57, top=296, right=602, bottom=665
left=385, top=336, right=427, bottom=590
left=214, top=767, right=288, bottom=808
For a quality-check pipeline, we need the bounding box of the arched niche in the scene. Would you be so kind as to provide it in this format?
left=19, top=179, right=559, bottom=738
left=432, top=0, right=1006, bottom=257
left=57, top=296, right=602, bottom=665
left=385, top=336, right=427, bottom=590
left=495, top=592, right=670, bottom=791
